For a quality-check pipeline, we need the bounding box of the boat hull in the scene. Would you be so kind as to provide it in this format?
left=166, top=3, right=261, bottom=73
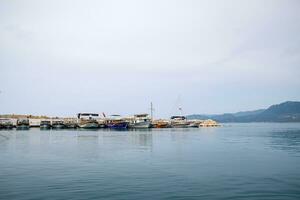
left=0, top=123, right=14, bottom=129
left=157, top=124, right=169, bottom=128
left=171, top=123, right=189, bottom=128
left=107, top=122, right=128, bottom=129
left=78, top=122, right=99, bottom=129
left=52, top=124, right=65, bottom=129
left=188, top=123, right=199, bottom=128
left=129, top=121, right=151, bottom=129
left=64, top=124, right=78, bottom=129
left=98, top=124, right=107, bottom=128
left=40, top=124, right=51, bottom=129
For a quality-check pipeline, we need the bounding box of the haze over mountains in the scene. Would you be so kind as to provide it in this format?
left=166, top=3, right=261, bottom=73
left=187, top=101, right=300, bottom=122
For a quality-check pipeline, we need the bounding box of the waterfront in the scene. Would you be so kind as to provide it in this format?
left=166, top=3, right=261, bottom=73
left=0, top=123, right=300, bottom=200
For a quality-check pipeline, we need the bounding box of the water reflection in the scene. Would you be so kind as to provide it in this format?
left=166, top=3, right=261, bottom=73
left=129, top=133, right=153, bottom=149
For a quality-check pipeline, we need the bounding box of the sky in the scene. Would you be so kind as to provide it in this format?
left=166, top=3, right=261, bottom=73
left=0, top=0, right=300, bottom=118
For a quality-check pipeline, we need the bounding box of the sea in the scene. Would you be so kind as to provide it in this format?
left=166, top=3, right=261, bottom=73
left=0, top=123, right=300, bottom=200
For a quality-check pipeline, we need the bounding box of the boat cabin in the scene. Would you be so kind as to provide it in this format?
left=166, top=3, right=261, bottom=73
left=0, top=118, right=13, bottom=126
left=170, top=116, right=186, bottom=120
left=77, top=113, right=99, bottom=120
left=134, top=114, right=149, bottom=118
left=17, top=118, right=30, bottom=125
left=40, top=120, right=51, bottom=125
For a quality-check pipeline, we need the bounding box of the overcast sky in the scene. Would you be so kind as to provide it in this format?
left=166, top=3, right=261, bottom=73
left=0, top=0, right=300, bottom=117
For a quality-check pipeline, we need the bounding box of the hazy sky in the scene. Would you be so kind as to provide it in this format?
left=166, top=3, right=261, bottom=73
left=0, top=0, right=300, bottom=117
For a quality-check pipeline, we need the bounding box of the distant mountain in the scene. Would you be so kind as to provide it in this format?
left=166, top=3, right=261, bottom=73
left=187, top=101, right=300, bottom=122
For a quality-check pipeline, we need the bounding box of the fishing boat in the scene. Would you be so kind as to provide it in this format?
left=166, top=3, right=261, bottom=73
left=170, top=116, right=189, bottom=128
left=16, top=118, right=30, bottom=130
left=40, top=120, right=51, bottom=129
left=128, top=114, right=151, bottom=129
left=0, top=118, right=14, bottom=129
left=106, top=115, right=128, bottom=129
left=77, top=113, right=99, bottom=129
left=51, top=119, right=65, bottom=129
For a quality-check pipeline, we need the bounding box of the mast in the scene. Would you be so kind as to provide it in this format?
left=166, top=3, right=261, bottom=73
left=150, top=102, right=154, bottom=120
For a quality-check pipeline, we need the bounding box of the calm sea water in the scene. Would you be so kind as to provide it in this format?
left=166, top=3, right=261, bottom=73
left=0, top=123, right=300, bottom=200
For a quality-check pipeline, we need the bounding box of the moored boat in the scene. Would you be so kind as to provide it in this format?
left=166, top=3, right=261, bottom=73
left=16, top=118, right=30, bottom=130
left=106, top=115, right=128, bottom=129
left=0, top=118, right=14, bottom=129
left=51, top=119, right=65, bottom=129
left=40, top=120, right=51, bottom=129
left=151, top=119, right=170, bottom=128
left=187, top=120, right=203, bottom=128
left=77, top=113, right=99, bottom=129
left=128, top=114, right=151, bottom=129
left=199, top=119, right=220, bottom=127
left=170, top=116, right=189, bottom=128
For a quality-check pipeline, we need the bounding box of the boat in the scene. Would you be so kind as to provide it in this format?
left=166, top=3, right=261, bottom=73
left=151, top=119, right=170, bottom=128
left=51, top=119, right=65, bottom=129
left=77, top=113, right=99, bottom=129
left=16, top=118, right=30, bottom=130
left=187, top=120, right=202, bottom=128
left=170, top=116, right=189, bottom=128
left=64, top=118, right=78, bottom=129
left=40, top=120, right=51, bottom=129
left=128, top=114, right=151, bottom=128
left=199, top=119, right=220, bottom=127
left=106, top=115, right=128, bottom=129
left=0, top=118, right=14, bottom=129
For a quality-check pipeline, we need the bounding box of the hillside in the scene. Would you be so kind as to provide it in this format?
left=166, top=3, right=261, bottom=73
left=187, top=101, right=300, bottom=122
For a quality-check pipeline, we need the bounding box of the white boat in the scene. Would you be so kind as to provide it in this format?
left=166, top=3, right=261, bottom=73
left=187, top=120, right=203, bottom=128
left=128, top=114, right=151, bottom=128
left=199, top=119, right=220, bottom=127
left=170, top=116, right=189, bottom=128
left=77, top=113, right=99, bottom=129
